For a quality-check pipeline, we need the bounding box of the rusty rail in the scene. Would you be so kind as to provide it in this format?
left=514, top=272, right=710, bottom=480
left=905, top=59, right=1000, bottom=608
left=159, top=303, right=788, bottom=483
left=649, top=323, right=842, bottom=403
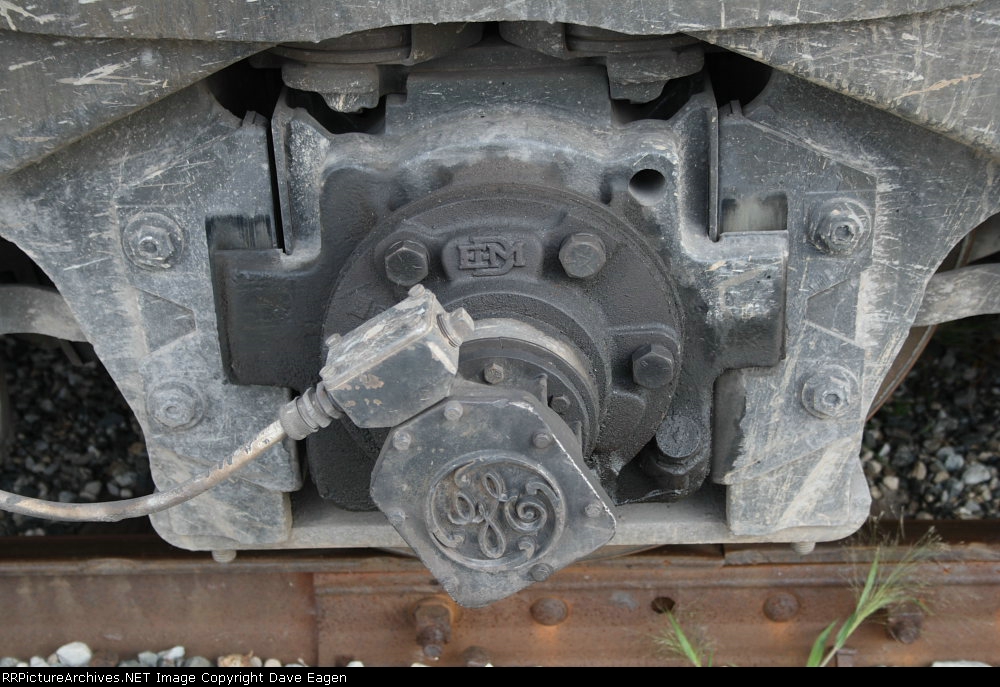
left=1, top=523, right=998, bottom=666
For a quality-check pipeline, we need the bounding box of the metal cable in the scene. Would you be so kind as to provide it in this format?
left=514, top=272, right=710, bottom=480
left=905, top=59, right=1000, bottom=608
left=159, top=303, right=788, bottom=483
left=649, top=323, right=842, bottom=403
left=0, top=420, right=286, bottom=522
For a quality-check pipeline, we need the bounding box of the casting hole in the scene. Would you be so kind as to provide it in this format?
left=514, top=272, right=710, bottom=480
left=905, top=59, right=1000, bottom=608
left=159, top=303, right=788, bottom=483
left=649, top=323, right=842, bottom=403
left=651, top=596, right=677, bottom=614
left=628, top=169, right=667, bottom=206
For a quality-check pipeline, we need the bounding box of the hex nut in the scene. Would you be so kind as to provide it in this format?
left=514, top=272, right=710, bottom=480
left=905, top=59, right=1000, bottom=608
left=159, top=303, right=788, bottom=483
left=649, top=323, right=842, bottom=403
left=148, top=382, right=203, bottom=430
left=384, top=239, right=430, bottom=287
left=801, top=366, right=859, bottom=420
left=558, top=233, right=607, bottom=279
left=809, top=199, right=870, bottom=255
left=631, top=343, right=675, bottom=389
left=122, top=213, right=183, bottom=270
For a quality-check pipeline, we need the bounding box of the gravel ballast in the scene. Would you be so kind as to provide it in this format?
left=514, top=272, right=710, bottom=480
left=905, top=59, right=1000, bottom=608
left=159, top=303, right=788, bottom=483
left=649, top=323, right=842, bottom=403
left=0, top=321, right=997, bottom=666
left=2, top=317, right=998, bottom=535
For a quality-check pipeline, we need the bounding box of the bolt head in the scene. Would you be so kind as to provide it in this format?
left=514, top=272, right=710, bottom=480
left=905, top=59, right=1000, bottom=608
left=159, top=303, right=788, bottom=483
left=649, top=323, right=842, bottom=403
left=887, top=602, right=923, bottom=644
left=801, top=366, right=858, bottom=420
left=122, top=213, right=183, bottom=269
left=584, top=502, right=603, bottom=518
left=443, top=401, right=464, bottom=422
left=483, top=362, right=505, bottom=385
left=549, top=395, right=571, bottom=414
left=386, top=508, right=406, bottom=526
left=384, top=239, right=429, bottom=287
left=148, top=383, right=203, bottom=430
left=530, top=564, right=553, bottom=582
left=763, top=592, right=800, bottom=622
left=530, top=597, right=569, bottom=626
left=810, top=199, right=870, bottom=255
left=558, top=233, right=607, bottom=279
left=631, top=344, right=675, bottom=389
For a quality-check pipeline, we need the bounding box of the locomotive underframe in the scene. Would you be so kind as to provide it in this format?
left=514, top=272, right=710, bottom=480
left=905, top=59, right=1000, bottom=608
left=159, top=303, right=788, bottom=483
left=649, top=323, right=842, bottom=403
left=1, top=4, right=998, bottom=576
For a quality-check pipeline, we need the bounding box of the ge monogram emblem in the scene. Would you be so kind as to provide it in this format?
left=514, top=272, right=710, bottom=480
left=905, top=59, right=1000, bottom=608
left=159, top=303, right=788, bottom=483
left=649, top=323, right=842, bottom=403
left=427, top=455, right=565, bottom=571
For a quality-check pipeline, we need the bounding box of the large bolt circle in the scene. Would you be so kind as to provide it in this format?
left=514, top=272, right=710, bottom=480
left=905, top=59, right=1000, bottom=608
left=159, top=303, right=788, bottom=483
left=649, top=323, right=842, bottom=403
left=558, top=233, right=607, bottom=279
left=631, top=344, right=675, bottom=389
left=384, top=239, right=430, bottom=286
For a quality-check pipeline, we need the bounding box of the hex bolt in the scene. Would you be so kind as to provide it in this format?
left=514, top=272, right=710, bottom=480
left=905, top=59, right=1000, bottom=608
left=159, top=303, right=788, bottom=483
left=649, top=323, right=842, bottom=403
left=384, top=239, right=430, bottom=287
left=483, top=362, right=506, bottom=385
left=530, top=564, right=553, bottom=582
left=631, top=343, right=676, bottom=389
left=392, top=430, right=412, bottom=451
left=530, top=597, right=569, bottom=626
left=443, top=401, right=464, bottom=422
left=531, top=430, right=553, bottom=449
left=763, top=592, right=800, bottom=622
left=122, top=213, right=183, bottom=270
left=801, top=366, right=859, bottom=420
left=558, top=233, right=607, bottom=279
left=148, top=382, right=203, bottom=431
left=809, top=198, right=870, bottom=256
left=550, top=395, right=571, bottom=414
left=886, top=602, right=923, bottom=644
left=413, top=598, right=454, bottom=660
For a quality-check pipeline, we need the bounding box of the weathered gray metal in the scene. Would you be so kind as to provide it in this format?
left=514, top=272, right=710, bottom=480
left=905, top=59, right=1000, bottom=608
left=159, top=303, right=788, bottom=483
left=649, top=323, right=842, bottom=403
left=914, top=264, right=1000, bottom=326
left=371, top=383, right=616, bottom=607
left=0, top=7, right=997, bottom=574
left=0, top=285, right=85, bottom=341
